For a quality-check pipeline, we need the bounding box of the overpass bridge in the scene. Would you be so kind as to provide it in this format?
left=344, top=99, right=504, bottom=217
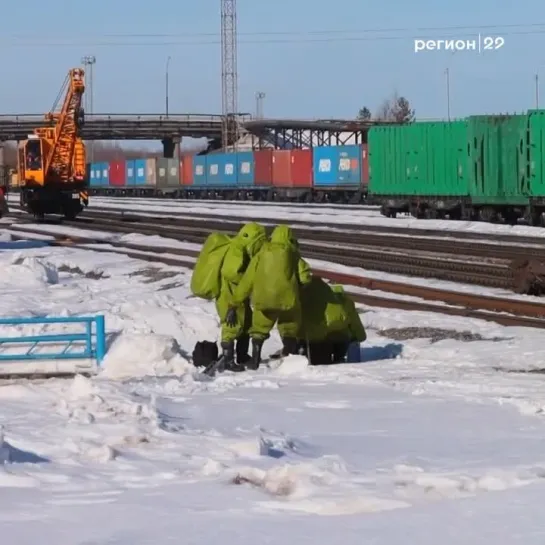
left=0, top=113, right=385, bottom=161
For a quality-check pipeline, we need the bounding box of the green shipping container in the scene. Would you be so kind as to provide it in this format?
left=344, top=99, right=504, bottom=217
left=368, top=121, right=469, bottom=196
left=467, top=115, right=530, bottom=205
left=528, top=109, right=545, bottom=196
left=156, top=158, right=180, bottom=188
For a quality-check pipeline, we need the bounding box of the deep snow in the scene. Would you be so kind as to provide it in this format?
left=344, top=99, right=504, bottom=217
left=1, top=242, right=545, bottom=543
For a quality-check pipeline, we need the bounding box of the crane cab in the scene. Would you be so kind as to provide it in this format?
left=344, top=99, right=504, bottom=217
left=18, top=135, right=88, bottom=221
left=18, top=135, right=46, bottom=186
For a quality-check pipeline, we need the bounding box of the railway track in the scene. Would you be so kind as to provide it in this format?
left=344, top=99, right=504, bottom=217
left=6, top=216, right=517, bottom=291
left=6, top=228, right=545, bottom=330
left=43, top=202, right=545, bottom=246
left=9, top=206, right=544, bottom=260
left=89, top=196, right=382, bottom=211
left=9, top=204, right=545, bottom=249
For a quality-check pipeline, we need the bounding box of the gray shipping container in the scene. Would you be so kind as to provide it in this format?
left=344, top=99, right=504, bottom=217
left=156, top=158, right=180, bottom=188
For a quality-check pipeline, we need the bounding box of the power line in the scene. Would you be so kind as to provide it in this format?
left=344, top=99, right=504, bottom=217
left=3, top=23, right=545, bottom=47
left=5, top=22, right=545, bottom=40
left=4, top=29, right=545, bottom=48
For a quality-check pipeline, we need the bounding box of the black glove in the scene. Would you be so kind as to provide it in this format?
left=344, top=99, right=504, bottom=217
left=225, top=307, right=237, bottom=327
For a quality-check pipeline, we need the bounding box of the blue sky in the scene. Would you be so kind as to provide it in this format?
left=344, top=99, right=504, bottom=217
left=2, top=0, right=544, bottom=122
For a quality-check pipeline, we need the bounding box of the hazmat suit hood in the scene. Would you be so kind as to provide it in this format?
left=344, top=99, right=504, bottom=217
left=270, top=225, right=299, bottom=250
left=235, top=222, right=266, bottom=258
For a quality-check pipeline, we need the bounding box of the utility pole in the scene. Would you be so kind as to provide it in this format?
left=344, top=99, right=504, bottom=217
left=81, top=55, right=96, bottom=162
left=166, top=56, right=171, bottom=117
left=445, top=67, right=451, bottom=121
left=535, top=73, right=540, bottom=109
left=255, top=91, right=265, bottom=119
left=221, top=0, right=239, bottom=150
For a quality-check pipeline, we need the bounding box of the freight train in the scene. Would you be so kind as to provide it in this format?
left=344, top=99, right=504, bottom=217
left=9, top=109, right=545, bottom=226
left=369, top=110, right=545, bottom=226
left=83, top=145, right=370, bottom=204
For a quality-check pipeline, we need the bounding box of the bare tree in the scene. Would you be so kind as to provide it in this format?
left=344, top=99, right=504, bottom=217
left=375, top=99, right=393, bottom=122
left=373, top=92, right=415, bottom=123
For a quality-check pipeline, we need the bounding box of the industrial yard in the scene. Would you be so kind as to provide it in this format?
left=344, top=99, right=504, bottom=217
left=1, top=1, right=545, bottom=544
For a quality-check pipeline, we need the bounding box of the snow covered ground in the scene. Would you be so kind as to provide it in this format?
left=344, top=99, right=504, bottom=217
left=2, top=239, right=545, bottom=542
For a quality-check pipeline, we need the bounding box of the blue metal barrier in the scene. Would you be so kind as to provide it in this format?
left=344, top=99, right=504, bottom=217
left=0, top=315, right=106, bottom=366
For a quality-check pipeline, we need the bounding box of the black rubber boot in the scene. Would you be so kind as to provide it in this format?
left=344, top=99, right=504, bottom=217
left=235, top=334, right=251, bottom=366
left=221, top=341, right=245, bottom=373
left=331, top=342, right=349, bottom=364
left=247, top=338, right=263, bottom=370
left=281, top=337, right=299, bottom=356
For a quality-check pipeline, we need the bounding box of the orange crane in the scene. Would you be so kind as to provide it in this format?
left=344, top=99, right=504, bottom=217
left=18, top=68, right=88, bottom=220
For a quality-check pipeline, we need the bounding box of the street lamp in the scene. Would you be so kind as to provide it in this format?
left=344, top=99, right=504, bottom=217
left=81, top=55, right=96, bottom=161
left=166, top=56, right=171, bottom=117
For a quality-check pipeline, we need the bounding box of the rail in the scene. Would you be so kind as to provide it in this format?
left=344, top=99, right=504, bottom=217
left=5, top=226, right=545, bottom=329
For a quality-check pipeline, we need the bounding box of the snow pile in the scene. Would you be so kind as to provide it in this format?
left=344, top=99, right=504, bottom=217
left=4, top=255, right=59, bottom=286
left=100, top=333, right=192, bottom=379
left=231, top=454, right=409, bottom=515
left=274, top=355, right=309, bottom=375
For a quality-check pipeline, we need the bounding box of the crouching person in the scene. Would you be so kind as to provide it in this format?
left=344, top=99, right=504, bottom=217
left=226, top=225, right=312, bottom=369
left=326, top=285, right=367, bottom=363
left=297, top=277, right=365, bottom=365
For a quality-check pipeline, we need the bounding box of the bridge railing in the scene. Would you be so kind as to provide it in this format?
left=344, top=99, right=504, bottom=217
left=0, top=315, right=106, bottom=376
left=0, top=113, right=251, bottom=123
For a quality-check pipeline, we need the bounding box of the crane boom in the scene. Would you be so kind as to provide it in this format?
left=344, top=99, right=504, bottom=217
left=35, top=68, right=86, bottom=182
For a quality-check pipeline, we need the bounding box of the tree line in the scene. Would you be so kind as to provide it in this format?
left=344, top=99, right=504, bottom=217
left=357, top=92, right=415, bottom=123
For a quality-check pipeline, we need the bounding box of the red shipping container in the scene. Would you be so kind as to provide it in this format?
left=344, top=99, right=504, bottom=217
left=272, top=150, right=291, bottom=186
left=180, top=155, right=193, bottom=185
left=254, top=149, right=273, bottom=185
left=361, top=144, right=369, bottom=185
left=290, top=149, right=312, bottom=187
left=109, top=160, right=126, bottom=186
left=271, top=150, right=313, bottom=188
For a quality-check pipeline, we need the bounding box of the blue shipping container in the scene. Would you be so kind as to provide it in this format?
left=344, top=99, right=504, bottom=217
left=99, top=162, right=110, bottom=185
left=193, top=156, right=207, bottom=186
left=312, top=145, right=362, bottom=186
left=134, top=159, right=146, bottom=185
left=126, top=160, right=136, bottom=185
left=207, top=153, right=237, bottom=186
left=89, top=162, right=103, bottom=186
left=237, top=152, right=255, bottom=186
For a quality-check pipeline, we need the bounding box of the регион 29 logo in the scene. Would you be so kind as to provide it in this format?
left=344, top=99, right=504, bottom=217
left=414, top=35, right=505, bottom=53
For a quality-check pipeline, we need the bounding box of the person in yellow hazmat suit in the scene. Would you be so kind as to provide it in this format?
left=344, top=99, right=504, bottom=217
left=226, top=224, right=312, bottom=369
left=190, top=222, right=267, bottom=372
left=295, top=277, right=367, bottom=365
